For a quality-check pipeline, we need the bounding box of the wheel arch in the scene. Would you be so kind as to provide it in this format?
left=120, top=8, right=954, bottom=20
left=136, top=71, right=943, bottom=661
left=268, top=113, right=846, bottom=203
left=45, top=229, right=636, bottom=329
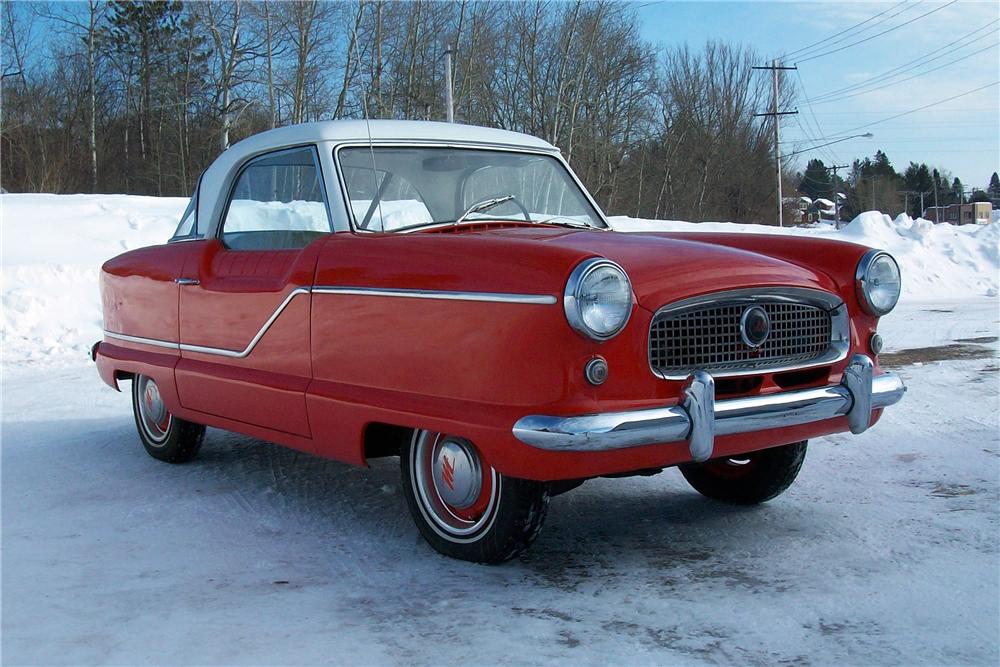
left=362, top=422, right=413, bottom=462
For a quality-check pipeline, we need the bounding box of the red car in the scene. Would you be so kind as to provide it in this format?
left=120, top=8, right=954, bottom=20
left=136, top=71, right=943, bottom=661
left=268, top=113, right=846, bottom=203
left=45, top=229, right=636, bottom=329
left=94, top=120, right=905, bottom=563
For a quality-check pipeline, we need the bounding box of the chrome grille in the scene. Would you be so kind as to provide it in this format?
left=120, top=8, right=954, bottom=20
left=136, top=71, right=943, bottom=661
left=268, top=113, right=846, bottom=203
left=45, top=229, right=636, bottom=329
left=650, top=299, right=833, bottom=378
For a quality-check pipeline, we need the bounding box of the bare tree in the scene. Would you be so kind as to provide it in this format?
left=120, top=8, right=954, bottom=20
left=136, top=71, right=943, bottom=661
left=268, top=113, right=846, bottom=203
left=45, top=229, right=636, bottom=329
left=197, top=0, right=260, bottom=150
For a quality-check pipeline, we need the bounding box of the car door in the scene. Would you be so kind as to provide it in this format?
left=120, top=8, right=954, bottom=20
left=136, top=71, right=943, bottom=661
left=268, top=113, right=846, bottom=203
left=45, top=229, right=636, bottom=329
left=174, top=145, right=332, bottom=441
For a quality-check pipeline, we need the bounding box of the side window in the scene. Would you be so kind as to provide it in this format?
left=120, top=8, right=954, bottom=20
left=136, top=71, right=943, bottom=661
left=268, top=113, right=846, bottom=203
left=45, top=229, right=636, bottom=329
left=173, top=195, right=198, bottom=238
left=221, top=146, right=331, bottom=250
left=171, top=175, right=202, bottom=240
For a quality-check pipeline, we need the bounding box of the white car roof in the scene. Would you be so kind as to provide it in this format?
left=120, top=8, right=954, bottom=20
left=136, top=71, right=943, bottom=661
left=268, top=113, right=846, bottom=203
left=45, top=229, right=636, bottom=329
left=229, top=120, right=558, bottom=154
left=195, top=120, right=561, bottom=236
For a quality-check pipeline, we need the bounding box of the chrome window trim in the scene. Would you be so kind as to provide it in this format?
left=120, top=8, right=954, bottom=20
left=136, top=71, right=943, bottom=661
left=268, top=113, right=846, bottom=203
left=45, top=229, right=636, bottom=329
left=855, top=249, right=900, bottom=317
left=217, top=145, right=335, bottom=248
left=104, top=284, right=555, bottom=357
left=563, top=258, right=634, bottom=341
left=312, top=286, right=557, bottom=305
left=332, top=141, right=611, bottom=234
left=648, top=287, right=850, bottom=380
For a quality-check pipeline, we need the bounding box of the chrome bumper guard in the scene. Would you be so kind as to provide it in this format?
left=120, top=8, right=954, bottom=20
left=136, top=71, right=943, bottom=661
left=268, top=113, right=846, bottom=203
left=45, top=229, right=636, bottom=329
left=512, top=354, right=905, bottom=462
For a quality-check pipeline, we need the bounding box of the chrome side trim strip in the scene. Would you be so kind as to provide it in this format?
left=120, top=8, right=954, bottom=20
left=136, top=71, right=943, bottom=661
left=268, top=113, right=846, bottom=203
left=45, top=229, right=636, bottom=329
left=178, top=287, right=311, bottom=358
left=105, top=283, right=553, bottom=357
left=103, top=331, right=181, bottom=350
left=104, top=287, right=311, bottom=358
left=312, top=286, right=557, bottom=305
left=512, top=355, right=906, bottom=455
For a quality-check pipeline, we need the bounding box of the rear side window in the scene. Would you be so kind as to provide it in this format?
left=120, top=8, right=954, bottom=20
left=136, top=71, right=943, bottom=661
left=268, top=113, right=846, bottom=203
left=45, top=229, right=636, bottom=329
left=221, top=146, right=332, bottom=250
left=173, top=196, right=197, bottom=238
left=171, top=175, right=201, bottom=240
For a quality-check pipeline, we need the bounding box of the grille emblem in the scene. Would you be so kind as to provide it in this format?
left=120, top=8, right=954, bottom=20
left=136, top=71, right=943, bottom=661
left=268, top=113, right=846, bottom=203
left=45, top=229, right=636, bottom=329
left=740, top=305, right=771, bottom=348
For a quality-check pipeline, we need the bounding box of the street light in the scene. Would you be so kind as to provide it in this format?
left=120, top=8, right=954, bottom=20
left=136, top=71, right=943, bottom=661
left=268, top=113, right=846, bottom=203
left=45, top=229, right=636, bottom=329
left=781, top=132, right=873, bottom=160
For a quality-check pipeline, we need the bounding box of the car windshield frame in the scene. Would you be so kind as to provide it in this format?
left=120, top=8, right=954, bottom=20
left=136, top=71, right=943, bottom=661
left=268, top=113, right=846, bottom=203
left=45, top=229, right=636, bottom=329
left=333, top=143, right=609, bottom=234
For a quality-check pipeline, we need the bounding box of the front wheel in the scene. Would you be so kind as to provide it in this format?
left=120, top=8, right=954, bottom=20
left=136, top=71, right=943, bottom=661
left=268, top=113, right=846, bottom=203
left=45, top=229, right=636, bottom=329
left=401, top=430, right=549, bottom=563
left=131, top=374, right=205, bottom=463
left=679, top=441, right=807, bottom=505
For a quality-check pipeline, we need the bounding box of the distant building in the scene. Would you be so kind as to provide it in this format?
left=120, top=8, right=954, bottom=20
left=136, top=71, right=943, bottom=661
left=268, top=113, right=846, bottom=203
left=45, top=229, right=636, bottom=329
left=784, top=196, right=812, bottom=224
left=922, top=202, right=992, bottom=225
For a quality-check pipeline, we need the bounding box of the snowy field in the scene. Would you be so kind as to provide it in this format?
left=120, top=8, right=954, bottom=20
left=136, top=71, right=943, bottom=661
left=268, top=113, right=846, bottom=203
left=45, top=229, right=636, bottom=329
left=2, top=194, right=998, bottom=665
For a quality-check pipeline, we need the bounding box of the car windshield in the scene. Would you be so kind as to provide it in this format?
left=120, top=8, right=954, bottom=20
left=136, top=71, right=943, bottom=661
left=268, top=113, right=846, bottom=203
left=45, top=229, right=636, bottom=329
left=337, top=146, right=606, bottom=232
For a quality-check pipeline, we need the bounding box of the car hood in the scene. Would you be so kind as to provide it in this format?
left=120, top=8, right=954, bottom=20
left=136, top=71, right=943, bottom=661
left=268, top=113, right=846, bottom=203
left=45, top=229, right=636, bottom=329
left=438, top=226, right=841, bottom=310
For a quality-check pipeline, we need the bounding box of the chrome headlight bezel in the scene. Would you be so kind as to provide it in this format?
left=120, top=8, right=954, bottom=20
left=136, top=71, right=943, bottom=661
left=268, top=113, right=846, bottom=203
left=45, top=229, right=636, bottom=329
left=564, top=258, right=633, bottom=341
left=855, top=249, right=901, bottom=316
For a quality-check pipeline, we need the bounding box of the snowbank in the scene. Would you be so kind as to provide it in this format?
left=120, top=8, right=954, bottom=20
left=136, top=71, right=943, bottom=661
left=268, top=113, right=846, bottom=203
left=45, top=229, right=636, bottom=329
left=610, top=211, right=999, bottom=302
left=2, top=194, right=187, bottom=365
left=2, top=194, right=997, bottom=365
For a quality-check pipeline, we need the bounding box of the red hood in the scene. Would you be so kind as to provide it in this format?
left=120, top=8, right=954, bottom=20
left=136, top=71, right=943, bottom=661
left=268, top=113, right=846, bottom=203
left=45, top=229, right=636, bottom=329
left=425, top=225, right=840, bottom=310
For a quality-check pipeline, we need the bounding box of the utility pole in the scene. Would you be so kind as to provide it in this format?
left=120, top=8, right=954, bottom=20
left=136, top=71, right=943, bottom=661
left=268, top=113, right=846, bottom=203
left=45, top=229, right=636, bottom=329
left=754, top=60, right=798, bottom=227
left=443, top=44, right=455, bottom=123
left=902, top=190, right=930, bottom=218
left=932, top=177, right=939, bottom=222
left=827, top=164, right=848, bottom=228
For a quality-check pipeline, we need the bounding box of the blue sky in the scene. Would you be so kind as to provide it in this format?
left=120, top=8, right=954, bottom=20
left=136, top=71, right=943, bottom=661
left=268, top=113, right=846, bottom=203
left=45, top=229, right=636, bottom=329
left=636, top=0, right=999, bottom=189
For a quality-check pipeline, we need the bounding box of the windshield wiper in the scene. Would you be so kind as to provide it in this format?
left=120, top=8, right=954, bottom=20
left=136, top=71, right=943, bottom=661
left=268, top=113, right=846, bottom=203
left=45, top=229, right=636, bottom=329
left=535, top=215, right=604, bottom=230
left=454, top=195, right=514, bottom=226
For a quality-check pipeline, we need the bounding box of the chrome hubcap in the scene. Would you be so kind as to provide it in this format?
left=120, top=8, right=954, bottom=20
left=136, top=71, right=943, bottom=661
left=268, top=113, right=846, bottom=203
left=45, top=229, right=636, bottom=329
left=137, top=376, right=171, bottom=444
left=431, top=438, right=482, bottom=509
left=411, top=431, right=499, bottom=541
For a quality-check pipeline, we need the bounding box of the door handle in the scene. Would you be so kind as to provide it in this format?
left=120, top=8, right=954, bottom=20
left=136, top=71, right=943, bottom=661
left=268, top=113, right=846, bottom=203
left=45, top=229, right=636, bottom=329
left=175, top=278, right=200, bottom=285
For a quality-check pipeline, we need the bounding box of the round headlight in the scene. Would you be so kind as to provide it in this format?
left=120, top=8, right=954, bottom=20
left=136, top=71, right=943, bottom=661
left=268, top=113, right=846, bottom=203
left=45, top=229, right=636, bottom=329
left=564, top=258, right=633, bottom=340
left=856, top=250, right=901, bottom=316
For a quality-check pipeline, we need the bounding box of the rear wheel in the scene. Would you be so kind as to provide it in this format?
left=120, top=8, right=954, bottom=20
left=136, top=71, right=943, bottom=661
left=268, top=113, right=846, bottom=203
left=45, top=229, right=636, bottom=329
left=401, top=430, right=549, bottom=563
left=679, top=441, right=807, bottom=505
left=131, top=375, right=204, bottom=463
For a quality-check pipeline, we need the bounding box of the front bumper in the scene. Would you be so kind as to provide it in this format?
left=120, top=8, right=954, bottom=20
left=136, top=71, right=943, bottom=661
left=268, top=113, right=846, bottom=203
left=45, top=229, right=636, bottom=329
left=512, top=354, right=905, bottom=462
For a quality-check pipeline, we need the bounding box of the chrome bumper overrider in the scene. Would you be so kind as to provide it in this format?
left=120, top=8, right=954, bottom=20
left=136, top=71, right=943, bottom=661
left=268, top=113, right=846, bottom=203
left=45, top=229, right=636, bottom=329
left=512, top=354, right=905, bottom=462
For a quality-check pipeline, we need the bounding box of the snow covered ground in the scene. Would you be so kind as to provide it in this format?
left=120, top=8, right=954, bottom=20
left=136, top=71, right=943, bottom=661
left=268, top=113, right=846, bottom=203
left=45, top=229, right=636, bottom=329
left=2, top=194, right=998, bottom=664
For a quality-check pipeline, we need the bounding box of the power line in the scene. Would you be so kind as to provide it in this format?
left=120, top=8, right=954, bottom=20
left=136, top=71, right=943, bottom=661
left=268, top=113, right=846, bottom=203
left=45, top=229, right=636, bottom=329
left=793, top=113, right=842, bottom=165
left=781, top=134, right=872, bottom=160
left=809, top=109, right=997, bottom=115
left=786, top=1, right=920, bottom=63
left=807, top=41, right=998, bottom=105
left=795, top=70, right=843, bottom=165
left=781, top=0, right=910, bottom=60
left=805, top=19, right=999, bottom=103
left=796, top=0, right=959, bottom=64
left=838, top=80, right=1000, bottom=135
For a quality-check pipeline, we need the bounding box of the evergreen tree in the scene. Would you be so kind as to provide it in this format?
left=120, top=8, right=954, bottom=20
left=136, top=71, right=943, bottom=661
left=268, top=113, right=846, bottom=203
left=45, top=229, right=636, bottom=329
left=988, top=172, right=1000, bottom=203
left=843, top=150, right=902, bottom=218
left=798, top=158, right=830, bottom=201
left=902, top=162, right=933, bottom=217
left=98, top=1, right=185, bottom=193
left=951, top=177, right=964, bottom=205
